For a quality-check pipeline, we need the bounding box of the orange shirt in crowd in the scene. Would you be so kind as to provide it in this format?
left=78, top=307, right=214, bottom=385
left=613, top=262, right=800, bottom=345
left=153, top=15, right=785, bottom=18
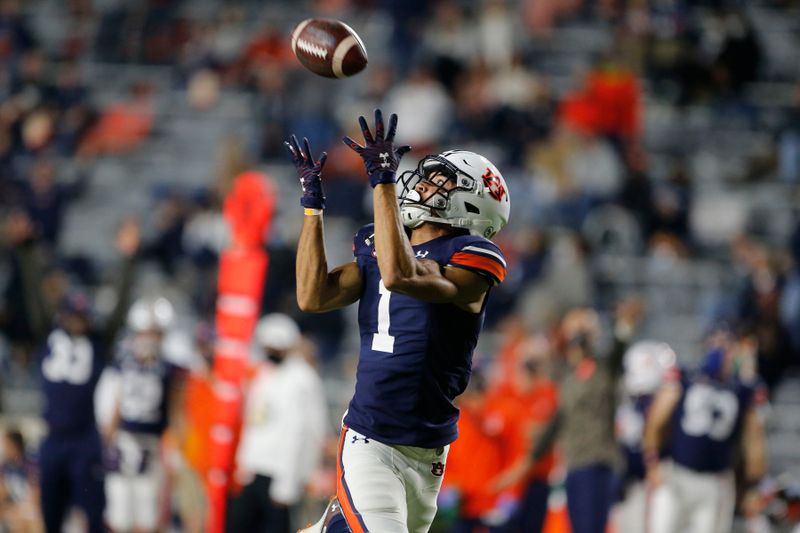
left=484, top=379, right=559, bottom=489
left=444, top=403, right=505, bottom=518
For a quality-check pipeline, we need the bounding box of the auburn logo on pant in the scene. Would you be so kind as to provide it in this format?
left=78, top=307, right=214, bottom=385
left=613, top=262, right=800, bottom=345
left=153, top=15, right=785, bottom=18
left=431, top=462, right=445, bottom=476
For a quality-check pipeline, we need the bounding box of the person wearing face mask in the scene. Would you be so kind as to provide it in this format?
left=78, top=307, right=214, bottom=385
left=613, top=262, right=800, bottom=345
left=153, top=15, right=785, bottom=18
left=487, top=334, right=559, bottom=533
left=226, top=313, right=328, bottom=533
left=494, top=299, right=643, bottom=533
left=104, top=297, right=186, bottom=533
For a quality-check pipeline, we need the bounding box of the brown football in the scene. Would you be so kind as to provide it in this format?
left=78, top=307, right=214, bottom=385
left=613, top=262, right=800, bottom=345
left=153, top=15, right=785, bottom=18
left=291, top=18, right=368, bottom=79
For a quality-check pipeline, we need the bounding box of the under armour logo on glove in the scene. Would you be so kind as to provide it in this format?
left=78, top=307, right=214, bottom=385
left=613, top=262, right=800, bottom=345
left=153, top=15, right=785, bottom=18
left=342, top=109, right=411, bottom=188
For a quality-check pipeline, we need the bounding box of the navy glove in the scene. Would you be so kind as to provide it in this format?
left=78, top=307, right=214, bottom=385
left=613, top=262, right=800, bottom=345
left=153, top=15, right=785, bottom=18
left=284, top=135, right=328, bottom=210
left=342, top=109, right=411, bottom=188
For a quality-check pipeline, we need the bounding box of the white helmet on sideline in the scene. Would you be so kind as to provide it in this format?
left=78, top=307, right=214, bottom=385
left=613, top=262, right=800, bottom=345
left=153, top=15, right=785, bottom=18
left=623, top=340, right=676, bottom=396
left=397, top=150, right=510, bottom=240
left=255, top=313, right=300, bottom=351
left=127, top=297, right=175, bottom=332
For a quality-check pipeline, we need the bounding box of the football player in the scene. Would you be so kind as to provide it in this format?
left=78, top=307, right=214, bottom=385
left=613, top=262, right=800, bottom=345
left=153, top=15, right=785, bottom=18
left=104, top=297, right=186, bottom=533
left=612, top=340, right=675, bottom=531
left=8, top=213, right=140, bottom=533
left=643, top=331, right=768, bottom=533
left=288, top=109, right=510, bottom=533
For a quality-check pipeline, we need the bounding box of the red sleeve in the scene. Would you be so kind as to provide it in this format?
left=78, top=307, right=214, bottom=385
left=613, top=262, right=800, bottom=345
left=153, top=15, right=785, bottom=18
left=448, top=244, right=507, bottom=285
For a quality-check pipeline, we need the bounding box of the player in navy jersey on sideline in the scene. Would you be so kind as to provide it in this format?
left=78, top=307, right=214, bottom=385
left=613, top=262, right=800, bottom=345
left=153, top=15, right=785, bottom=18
left=643, top=330, right=768, bottom=533
left=8, top=213, right=140, bottom=533
left=104, top=296, right=186, bottom=533
left=612, top=340, right=675, bottom=531
left=286, top=109, right=510, bottom=533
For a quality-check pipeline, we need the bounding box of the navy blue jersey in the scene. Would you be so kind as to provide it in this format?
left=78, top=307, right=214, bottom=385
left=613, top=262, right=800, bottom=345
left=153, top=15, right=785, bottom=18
left=343, top=225, right=507, bottom=448
left=39, top=329, right=107, bottom=436
left=616, top=395, right=653, bottom=481
left=115, top=345, right=178, bottom=435
left=666, top=369, right=764, bottom=472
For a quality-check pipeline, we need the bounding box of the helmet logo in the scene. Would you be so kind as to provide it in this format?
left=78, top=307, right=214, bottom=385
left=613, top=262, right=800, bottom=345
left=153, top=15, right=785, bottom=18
left=483, top=226, right=494, bottom=238
left=481, top=168, right=507, bottom=202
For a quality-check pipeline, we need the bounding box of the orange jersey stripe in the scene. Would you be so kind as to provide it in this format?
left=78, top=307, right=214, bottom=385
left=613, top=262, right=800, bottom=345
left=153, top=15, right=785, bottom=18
left=336, top=427, right=368, bottom=533
left=449, top=251, right=506, bottom=283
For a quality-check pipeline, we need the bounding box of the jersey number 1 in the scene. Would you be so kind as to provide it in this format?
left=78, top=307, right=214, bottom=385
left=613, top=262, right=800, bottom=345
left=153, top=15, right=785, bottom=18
left=372, top=280, right=395, bottom=353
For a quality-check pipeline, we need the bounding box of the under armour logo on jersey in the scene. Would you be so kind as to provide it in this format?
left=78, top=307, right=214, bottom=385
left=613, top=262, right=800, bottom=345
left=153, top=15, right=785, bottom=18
left=415, top=250, right=429, bottom=258
left=379, top=152, right=390, bottom=168
left=351, top=435, right=370, bottom=444
left=431, top=462, right=445, bottom=476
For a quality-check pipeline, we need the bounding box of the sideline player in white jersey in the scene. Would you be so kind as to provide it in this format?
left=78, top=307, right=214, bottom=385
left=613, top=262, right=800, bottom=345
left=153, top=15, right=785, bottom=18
left=612, top=340, right=675, bottom=531
left=104, top=297, right=186, bottom=533
left=287, top=109, right=510, bottom=533
left=643, top=332, right=768, bottom=533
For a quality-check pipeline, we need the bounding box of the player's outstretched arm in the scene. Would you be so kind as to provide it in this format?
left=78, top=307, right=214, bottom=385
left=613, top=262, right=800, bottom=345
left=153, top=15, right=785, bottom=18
left=642, top=380, right=682, bottom=485
left=286, top=135, right=363, bottom=313
left=101, top=218, right=140, bottom=351
left=343, top=110, right=489, bottom=310
left=741, top=404, right=767, bottom=483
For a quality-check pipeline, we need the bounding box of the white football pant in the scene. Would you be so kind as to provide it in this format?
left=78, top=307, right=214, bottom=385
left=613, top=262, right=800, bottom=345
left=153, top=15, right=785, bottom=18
left=105, top=431, right=163, bottom=532
left=613, top=479, right=647, bottom=532
left=336, top=426, right=449, bottom=533
left=648, top=460, right=735, bottom=533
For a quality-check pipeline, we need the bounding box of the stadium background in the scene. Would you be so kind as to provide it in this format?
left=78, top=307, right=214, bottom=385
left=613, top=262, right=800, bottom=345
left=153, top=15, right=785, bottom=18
left=0, top=0, right=799, bottom=531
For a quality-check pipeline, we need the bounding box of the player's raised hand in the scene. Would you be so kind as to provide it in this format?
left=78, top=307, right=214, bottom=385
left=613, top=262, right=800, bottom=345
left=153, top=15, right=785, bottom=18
left=342, top=109, right=411, bottom=188
left=285, top=135, right=327, bottom=211
left=115, top=217, right=140, bottom=257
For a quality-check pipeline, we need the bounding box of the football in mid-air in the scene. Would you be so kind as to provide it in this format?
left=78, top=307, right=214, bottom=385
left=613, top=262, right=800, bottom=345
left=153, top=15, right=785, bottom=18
left=291, top=18, right=368, bottom=79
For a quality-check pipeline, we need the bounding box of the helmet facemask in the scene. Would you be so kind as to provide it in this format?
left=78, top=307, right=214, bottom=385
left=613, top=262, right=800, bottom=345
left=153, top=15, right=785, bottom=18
left=398, top=155, right=476, bottom=230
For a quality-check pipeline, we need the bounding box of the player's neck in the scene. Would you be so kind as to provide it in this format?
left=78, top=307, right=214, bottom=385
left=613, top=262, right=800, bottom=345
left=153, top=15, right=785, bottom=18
left=409, top=223, right=452, bottom=246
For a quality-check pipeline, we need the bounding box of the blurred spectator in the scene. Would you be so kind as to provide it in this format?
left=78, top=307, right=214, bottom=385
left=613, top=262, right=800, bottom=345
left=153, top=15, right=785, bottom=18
left=477, top=0, right=515, bottom=71
left=385, top=64, right=452, bottom=153
left=0, top=0, right=36, bottom=60
left=495, top=299, right=643, bottom=533
left=778, top=84, right=800, bottom=184
left=484, top=334, right=559, bottom=532
left=140, top=193, right=188, bottom=277
left=731, top=236, right=792, bottom=390
left=780, top=220, right=800, bottom=360
left=442, top=368, right=505, bottom=532
left=0, top=428, right=41, bottom=533
left=21, top=157, right=87, bottom=247
left=712, top=11, right=762, bottom=98
left=228, top=314, right=328, bottom=533
left=78, top=82, right=154, bottom=157
left=420, top=1, right=475, bottom=92
left=182, top=188, right=228, bottom=314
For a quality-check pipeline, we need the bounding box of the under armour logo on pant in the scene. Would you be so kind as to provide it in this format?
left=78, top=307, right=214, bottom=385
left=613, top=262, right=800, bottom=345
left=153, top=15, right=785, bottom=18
left=351, top=435, right=370, bottom=444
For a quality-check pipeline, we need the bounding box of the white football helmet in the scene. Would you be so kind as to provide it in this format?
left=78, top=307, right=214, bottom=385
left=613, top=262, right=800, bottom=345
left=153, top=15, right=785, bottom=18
left=255, top=313, right=300, bottom=351
left=397, top=150, right=510, bottom=239
left=623, top=340, right=677, bottom=396
left=127, top=297, right=175, bottom=332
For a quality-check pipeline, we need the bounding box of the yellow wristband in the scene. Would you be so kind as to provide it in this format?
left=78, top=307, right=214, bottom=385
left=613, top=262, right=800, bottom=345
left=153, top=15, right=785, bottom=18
left=304, top=208, right=323, bottom=216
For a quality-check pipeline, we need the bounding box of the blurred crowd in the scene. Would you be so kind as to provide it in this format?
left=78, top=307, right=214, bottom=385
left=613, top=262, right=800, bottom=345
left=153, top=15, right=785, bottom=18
left=0, top=0, right=799, bottom=531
